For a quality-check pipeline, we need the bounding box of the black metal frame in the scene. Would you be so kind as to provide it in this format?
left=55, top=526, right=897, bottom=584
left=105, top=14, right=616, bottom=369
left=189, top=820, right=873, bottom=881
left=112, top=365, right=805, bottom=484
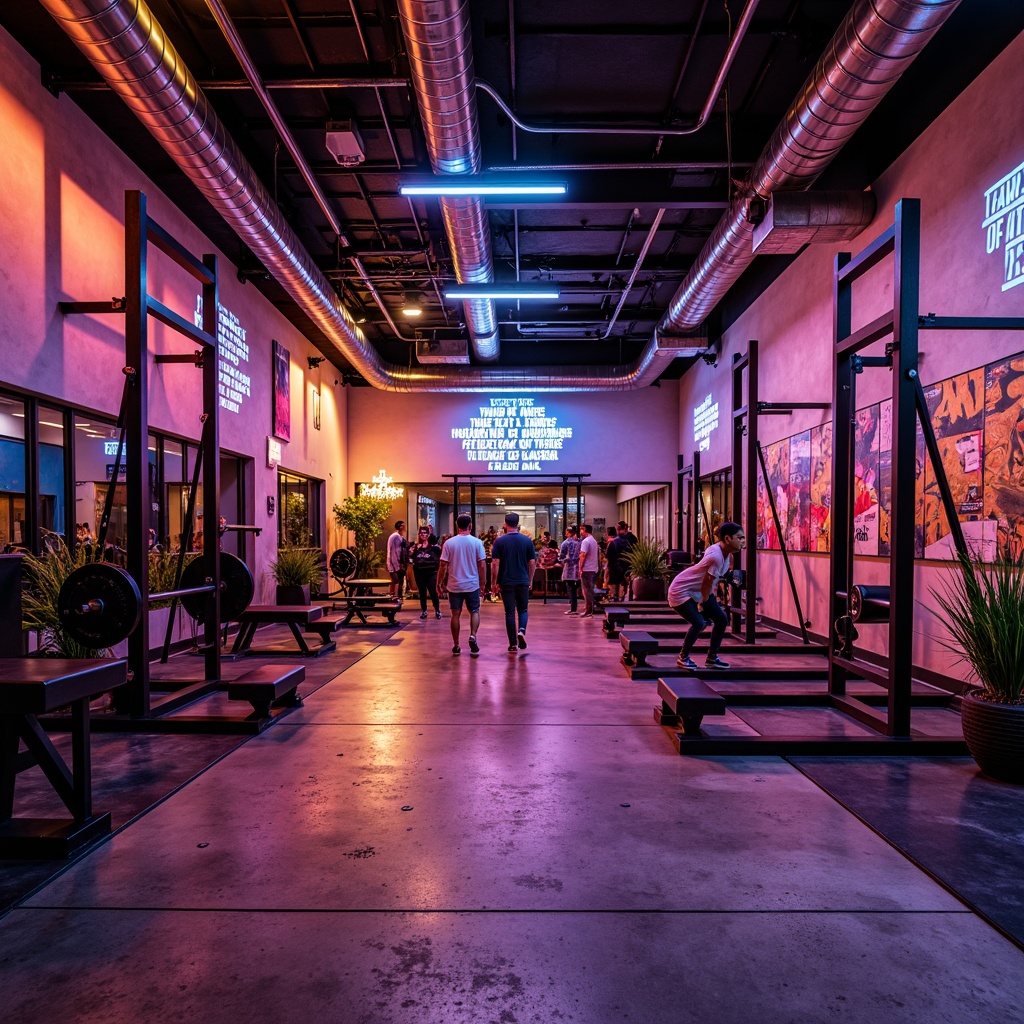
left=55, top=191, right=239, bottom=731
left=730, top=340, right=826, bottom=644
left=671, top=198, right=1024, bottom=756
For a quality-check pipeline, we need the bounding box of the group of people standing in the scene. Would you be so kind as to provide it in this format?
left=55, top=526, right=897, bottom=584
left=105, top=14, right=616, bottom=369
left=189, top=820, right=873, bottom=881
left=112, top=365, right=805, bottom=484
left=383, top=514, right=747, bottom=673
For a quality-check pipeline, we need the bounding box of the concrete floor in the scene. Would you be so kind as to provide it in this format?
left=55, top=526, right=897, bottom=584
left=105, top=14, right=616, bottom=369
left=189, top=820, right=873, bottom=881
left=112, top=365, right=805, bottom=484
left=2, top=604, right=1023, bottom=1023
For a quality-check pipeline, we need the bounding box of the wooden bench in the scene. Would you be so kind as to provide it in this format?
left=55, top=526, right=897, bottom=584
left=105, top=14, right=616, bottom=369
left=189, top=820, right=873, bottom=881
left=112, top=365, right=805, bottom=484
left=231, top=605, right=326, bottom=657
left=0, top=657, right=128, bottom=858
left=228, top=665, right=304, bottom=720
left=619, top=630, right=660, bottom=667
left=654, top=677, right=726, bottom=736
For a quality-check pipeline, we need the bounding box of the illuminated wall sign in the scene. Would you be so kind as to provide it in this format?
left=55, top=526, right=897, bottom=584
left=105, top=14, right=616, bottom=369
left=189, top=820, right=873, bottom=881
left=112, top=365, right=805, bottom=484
left=361, top=469, right=405, bottom=500
left=103, top=441, right=124, bottom=456
left=693, top=393, right=719, bottom=453
left=982, top=159, right=1024, bottom=292
left=194, top=297, right=253, bottom=415
left=451, top=397, right=573, bottom=472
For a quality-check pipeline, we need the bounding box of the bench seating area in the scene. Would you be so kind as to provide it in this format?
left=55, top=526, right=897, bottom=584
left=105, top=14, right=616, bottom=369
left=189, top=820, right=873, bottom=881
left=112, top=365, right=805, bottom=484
left=336, top=597, right=402, bottom=626
left=654, top=677, right=726, bottom=736
left=0, top=657, right=129, bottom=858
left=231, top=605, right=330, bottom=657
left=619, top=629, right=660, bottom=667
left=227, top=665, right=304, bottom=720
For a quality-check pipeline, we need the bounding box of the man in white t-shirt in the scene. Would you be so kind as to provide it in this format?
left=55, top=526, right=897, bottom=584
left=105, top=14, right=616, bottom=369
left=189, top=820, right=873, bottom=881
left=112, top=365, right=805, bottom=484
left=437, top=514, right=487, bottom=656
left=578, top=523, right=600, bottom=616
left=667, top=522, right=745, bottom=671
left=386, top=521, right=407, bottom=600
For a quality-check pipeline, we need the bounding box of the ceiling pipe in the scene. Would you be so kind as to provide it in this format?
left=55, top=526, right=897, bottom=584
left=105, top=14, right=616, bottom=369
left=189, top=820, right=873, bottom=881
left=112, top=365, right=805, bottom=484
left=659, top=0, right=962, bottom=333
left=40, top=0, right=961, bottom=391
left=395, top=0, right=500, bottom=363
left=475, top=0, right=761, bottom=138
left=39, top=0, right=692, bottom=390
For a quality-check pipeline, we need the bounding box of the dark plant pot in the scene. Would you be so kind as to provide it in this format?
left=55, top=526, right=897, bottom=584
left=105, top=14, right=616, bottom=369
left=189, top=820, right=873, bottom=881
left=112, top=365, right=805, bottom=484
left=276, top=583, right=310, bottom=606
left=961, top=690, right=1024, bottom=784
left=632, top=577, right=666, bottom=602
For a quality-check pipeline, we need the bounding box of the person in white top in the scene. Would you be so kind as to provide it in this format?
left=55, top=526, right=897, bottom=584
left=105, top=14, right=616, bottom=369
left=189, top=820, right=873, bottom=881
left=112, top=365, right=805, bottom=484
left=578, top=523, right=600, bottom=616
left=667, top=522, right=745, bottom=671
left=437, top=514, right=487, bottom=656
left=386, top=521, right=407, bottom=599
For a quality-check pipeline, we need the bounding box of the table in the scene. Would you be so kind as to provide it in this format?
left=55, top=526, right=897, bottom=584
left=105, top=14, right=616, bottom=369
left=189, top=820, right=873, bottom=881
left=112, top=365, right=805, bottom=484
left=231, top=605, right=327, bottom=657
left=0, top=657, right=128, bottom=858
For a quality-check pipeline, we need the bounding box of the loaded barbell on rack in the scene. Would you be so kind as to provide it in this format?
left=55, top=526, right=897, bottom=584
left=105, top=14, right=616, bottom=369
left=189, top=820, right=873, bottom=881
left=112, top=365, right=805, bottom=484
left=57, top=553, right=254, bottom=648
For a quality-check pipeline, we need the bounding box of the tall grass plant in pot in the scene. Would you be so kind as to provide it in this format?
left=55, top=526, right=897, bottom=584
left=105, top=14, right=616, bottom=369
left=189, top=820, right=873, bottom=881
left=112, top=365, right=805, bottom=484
left=270, top=546, right=324, bottom=605
left=931, top=552, right=1024, bottom=783
left=621, top=538, right=669, bottom=602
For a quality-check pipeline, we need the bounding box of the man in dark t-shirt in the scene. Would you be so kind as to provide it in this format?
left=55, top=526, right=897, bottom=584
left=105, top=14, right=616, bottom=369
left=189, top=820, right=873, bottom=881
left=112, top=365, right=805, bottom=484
left=490, top=511, right=537, bottom=654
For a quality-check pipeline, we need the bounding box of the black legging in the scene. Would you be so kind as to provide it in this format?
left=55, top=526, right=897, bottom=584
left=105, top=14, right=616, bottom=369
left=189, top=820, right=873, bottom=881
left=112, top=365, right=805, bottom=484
left=414, top=568, right=439, bottom=612
left=672, top=593, right=728, bottom=659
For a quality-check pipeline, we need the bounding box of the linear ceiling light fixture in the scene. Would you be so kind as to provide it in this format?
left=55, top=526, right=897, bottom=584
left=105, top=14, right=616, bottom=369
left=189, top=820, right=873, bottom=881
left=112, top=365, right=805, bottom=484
left=444, top=284, right=561, bottom=300
left=399, top=178, right=567, bottom=197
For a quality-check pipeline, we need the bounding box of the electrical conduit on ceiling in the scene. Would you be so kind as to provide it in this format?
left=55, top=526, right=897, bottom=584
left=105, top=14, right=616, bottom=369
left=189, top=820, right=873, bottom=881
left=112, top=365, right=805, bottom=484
left=41, top=0, right=961, bottom=391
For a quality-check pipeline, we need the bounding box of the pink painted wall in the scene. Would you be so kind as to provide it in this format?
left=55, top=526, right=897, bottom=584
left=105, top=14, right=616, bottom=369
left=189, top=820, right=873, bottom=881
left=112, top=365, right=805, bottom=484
left=678, top=29, right=1024, bottom=679
left=0, top=27, right=348, bottom=597
left=347, top=386, right=679, bottom=490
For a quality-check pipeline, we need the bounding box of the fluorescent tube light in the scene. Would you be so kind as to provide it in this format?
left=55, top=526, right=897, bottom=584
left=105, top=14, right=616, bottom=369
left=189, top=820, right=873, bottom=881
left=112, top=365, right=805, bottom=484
left=400, top=179, right=566, bottom=197
left=444, top=284, right=560, bottom=300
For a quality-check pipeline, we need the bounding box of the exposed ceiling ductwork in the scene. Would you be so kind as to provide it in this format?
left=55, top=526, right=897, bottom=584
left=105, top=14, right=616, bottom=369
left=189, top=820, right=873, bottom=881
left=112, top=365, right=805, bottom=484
left=396, top=0, right=499, bottom=363
left=38, top=0, right=961, bottom=392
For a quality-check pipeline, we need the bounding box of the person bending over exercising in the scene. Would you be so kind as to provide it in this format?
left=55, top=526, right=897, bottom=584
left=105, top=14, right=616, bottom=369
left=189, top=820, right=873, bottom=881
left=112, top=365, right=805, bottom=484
left=668, top=522, right=745, bottom=671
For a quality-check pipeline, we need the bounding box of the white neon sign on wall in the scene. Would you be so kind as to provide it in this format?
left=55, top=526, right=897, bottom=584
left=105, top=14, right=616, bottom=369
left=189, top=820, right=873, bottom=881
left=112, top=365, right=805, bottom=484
left=982, top=159, right=1024, bottom=292
left=451, top=396, right=573, bottom=472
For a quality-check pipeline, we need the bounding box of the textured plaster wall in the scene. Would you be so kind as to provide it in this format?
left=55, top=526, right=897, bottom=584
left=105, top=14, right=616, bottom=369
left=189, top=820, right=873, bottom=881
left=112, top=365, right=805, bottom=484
left=0, top=27, right=348, bottom=598
left=677, top=29, right=1024, bottom=679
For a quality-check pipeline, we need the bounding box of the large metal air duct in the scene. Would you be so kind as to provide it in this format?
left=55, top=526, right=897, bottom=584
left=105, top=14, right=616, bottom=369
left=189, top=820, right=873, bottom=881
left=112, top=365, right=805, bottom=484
left=660, top=0, right=961, bottom=333
left=41, top=0, right=961, bottom=391
left=396, top=0, right=499, bottom=363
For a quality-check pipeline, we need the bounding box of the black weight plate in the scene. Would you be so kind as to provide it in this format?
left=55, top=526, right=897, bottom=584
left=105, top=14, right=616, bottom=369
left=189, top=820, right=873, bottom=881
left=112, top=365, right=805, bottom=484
left=180, top=553, right=254, bottom=622
left=58, top=562, right=142, bottom=648
left=329, top=548, right=357, bottom=582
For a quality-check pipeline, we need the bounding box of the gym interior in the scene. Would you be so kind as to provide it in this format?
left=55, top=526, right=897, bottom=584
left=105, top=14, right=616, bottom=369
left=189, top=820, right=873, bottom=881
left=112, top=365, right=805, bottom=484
left=1, top=2, right=1023, bottom=1021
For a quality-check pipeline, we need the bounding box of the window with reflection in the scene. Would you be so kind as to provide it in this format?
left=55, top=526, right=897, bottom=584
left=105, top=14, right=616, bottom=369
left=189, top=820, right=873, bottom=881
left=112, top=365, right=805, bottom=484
left=0, top=395, right=27, bottom=551
left=278, top=470, right=321, bottom=548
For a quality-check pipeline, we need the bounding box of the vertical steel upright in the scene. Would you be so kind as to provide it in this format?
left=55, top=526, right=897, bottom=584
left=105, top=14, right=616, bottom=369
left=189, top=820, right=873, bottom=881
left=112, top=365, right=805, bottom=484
left=731, top=342, right=758, bottom=642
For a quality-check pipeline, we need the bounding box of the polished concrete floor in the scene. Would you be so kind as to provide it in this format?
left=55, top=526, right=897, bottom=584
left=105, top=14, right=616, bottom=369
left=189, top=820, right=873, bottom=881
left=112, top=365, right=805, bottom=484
left=2, top=604, right=1023, bottom=1023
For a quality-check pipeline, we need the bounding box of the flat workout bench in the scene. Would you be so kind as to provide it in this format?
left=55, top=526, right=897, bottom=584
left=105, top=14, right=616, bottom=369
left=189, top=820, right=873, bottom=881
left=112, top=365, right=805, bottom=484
left=0, top=657, right=128, bottom=858
left=228, top=665, right=304, bottom=720
left=619, top=629, right=660, bottom=666
left=654, top=677, right=726, bottom=736
left=338, top=598, right=402, bottom=626
left=231, top=605, right=329, bottom=657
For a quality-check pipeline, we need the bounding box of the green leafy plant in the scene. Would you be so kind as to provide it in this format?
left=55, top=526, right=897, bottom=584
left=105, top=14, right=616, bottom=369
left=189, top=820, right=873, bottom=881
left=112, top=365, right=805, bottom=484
left=930, top=551, right=1024, bottom=703
left=270, top=546, right=324, bottom=591
left=282, top=491, right=313, bottom=547
left=148, top=550, right=198, bottom=609
left=620, top=537, right=669, bottom=580
left=21, top=539, right=108, bottom=658
left=332, top=493, right=393, bottom=577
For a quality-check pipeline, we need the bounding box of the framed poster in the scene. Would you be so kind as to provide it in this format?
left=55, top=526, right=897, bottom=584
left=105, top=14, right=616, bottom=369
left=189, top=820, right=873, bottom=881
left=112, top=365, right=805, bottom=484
left=272, top=340, right=291, bottom=441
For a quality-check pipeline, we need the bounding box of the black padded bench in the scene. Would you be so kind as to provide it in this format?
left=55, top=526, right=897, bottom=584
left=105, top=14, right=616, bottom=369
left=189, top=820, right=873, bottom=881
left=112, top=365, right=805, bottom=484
left=619, top=630, right=660, bottom=667
left=654, top=677, right=726, bottom=736
left=305, top=615, right=346, bottom=648
left=231, top=605, right=327, bottom=657
left=0, top=657, right=128, bottom=858
left=603, top=605, right=630, bottom=636
left=228, top=665, right=305, bottom=720
left=340, top=598, right=401, bottom=626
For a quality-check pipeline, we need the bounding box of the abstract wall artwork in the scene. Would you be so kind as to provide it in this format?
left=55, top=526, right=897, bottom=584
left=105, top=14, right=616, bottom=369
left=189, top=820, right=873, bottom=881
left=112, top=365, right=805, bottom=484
left=755, top=352, right=1024, bottom=561
left=272, top=340, right=291, bottom=442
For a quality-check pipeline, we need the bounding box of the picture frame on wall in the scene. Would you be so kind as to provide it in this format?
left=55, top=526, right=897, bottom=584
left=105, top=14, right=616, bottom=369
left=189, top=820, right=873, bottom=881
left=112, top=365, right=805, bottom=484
left=272, top=339, right=291, bottom=441
left=313, top=387, right=321, bottom=431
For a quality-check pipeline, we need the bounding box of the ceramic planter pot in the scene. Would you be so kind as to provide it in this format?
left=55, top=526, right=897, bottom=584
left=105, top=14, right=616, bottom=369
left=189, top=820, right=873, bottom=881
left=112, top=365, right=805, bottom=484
left=276, top=583, right=311, bottom=606
left=631, top=577, right=666, bottom=602
left=960, top=690, right=1024, bottom=784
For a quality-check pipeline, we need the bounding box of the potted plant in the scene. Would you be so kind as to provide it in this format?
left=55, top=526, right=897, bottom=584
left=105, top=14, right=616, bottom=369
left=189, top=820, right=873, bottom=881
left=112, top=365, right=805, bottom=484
left=620, top=538, right=669, bottom=602
left=931, top=551, right=1024, bottom=783
left=270, top=546, right=324, bottom=605
left=21, top=539, right=108, bottom=658
left=332, top=492, right=393, bottom=578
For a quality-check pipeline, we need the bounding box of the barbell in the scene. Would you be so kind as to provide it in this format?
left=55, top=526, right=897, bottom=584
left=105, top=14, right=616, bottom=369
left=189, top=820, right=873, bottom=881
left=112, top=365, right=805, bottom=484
left=57, top=552, right=254, bottom=648
left=847, top=584, right=891, bottom=624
